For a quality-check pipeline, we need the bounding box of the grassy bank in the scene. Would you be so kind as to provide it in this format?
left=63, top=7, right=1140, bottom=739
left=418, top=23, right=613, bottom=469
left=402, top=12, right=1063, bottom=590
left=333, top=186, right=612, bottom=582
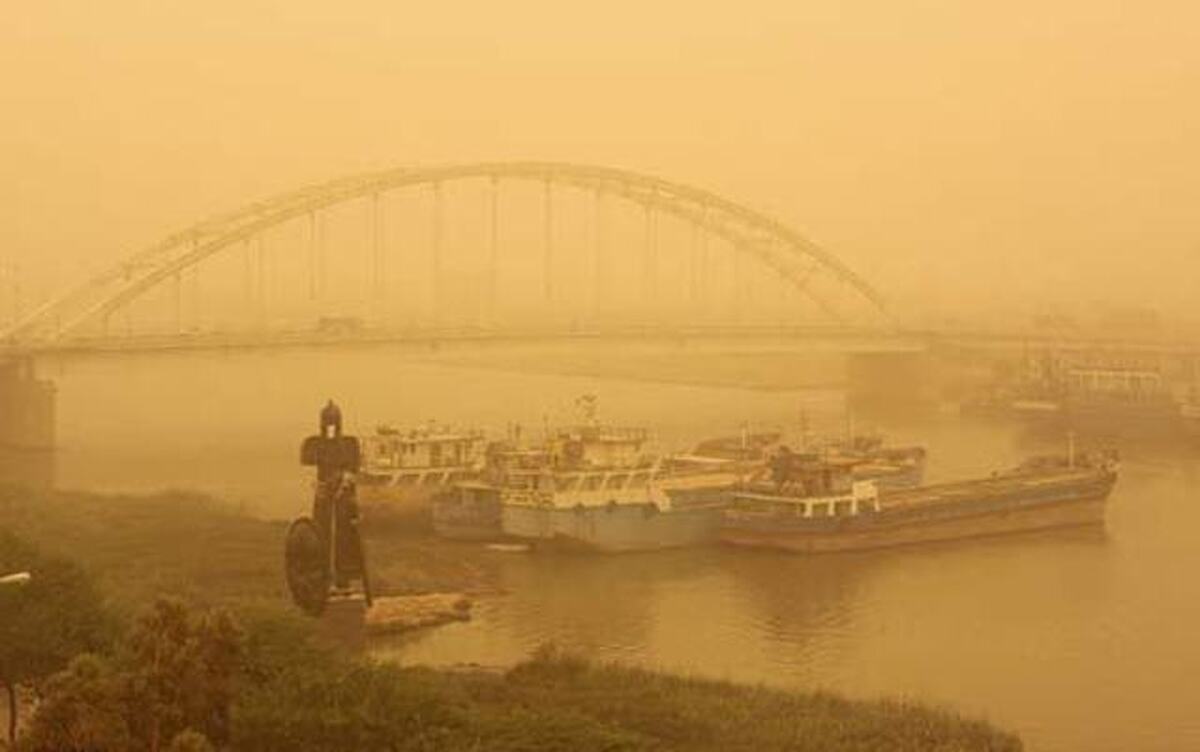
left=1, top=485, right=1022, bottom=750
left=0, top=485, right=500, bottom=613
left=236, top=646, right=1021, bottom=751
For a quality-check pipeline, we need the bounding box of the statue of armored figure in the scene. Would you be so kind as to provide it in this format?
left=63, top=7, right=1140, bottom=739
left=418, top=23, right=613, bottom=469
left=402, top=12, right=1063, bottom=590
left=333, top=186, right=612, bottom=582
left=285, top=400, right=372, bottom=616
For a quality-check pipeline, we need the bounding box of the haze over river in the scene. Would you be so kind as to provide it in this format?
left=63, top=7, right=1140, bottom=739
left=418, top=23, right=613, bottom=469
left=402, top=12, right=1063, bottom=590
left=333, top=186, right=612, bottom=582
left=48, top=348, right=1200, bottom=752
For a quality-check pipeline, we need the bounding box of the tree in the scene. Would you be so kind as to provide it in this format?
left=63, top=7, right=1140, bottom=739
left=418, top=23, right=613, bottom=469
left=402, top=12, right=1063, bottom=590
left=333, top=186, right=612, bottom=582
left=21, top=597, right=244, bottom=752
left=0, top=532, right=114, bottom=745
left=19, top=654, right=131, bottom=752
left=122, top=598, right=243, bottom=752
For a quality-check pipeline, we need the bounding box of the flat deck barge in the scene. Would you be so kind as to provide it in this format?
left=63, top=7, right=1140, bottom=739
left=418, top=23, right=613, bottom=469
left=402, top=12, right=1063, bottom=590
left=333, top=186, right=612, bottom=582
left=722, top=455, right=1118, bottom=553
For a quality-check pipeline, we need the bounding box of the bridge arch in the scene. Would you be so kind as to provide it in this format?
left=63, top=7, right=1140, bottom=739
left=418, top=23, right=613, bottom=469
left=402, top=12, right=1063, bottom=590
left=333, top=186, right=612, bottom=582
left=3, top=162, right=889, bottom=345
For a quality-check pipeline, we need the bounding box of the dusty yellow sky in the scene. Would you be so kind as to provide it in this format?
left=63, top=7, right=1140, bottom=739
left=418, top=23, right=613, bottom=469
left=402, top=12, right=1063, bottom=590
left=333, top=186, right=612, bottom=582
left=4, top=0, right=1199, bottom=322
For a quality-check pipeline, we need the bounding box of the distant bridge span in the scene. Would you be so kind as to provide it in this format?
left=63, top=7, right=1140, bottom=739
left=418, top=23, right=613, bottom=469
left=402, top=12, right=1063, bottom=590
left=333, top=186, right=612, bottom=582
left=1, top=161, right=890, bottom=348
left=12, top=324, right=928, bottom=359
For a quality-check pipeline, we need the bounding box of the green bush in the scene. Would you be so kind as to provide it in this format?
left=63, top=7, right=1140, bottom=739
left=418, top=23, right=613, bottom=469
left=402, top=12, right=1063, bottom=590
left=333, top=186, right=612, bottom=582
left=0, top=531, right=115, bottom=746
left=19, top=654, right=131, bottom=752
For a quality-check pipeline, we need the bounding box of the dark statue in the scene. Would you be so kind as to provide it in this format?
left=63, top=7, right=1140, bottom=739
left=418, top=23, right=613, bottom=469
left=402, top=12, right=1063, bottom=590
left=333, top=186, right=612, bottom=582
left=284, top=400, right=373, bottom=616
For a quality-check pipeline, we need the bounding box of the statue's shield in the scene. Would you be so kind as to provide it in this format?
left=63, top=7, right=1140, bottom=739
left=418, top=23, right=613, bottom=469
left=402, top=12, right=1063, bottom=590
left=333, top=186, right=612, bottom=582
left=285, top=516, right=329, bottom=616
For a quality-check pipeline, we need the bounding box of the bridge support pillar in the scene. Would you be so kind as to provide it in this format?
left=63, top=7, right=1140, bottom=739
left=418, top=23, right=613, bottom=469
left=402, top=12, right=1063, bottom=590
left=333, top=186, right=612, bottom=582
left=845, top=351, right=935, bottom=414
left=0, top=358, right=56, bottom=488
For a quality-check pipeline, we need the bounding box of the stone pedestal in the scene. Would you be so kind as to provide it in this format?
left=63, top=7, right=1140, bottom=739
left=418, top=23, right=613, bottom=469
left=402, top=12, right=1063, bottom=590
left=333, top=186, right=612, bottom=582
left=316, top=593, right=367, bottom=651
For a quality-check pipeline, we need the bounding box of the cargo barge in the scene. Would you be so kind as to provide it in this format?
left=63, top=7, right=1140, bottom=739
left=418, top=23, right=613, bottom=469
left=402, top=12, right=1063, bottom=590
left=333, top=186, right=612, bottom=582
left=722, top=451, right=1119, bottom=554
left=433, top=402, right=745, bottom=550
left=496, top=422, right=741, bottom=552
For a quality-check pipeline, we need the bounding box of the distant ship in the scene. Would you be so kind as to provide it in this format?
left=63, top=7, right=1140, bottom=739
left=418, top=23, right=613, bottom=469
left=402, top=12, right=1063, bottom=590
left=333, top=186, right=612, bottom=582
left=721, top=446, right=1118, bottom=554
left=965, top=353, right=1192, bottom=433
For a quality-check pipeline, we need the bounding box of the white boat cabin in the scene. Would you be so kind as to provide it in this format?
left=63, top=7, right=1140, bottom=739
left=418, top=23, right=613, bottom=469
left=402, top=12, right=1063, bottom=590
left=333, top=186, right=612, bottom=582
left=363, top=425, right=487, bottom=472
left=547, top=425, right=649, bottom=469
left=731, top=481, right=879, bottom=519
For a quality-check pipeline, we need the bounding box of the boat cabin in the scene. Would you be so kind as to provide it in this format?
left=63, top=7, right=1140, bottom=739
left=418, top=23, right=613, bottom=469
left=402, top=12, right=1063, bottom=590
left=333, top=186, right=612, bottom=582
left=363, top=424, right=487, bottom=472
left=730, top=450, right=880, bottom=520
left=1066, top=367, right=1170, bottom=404
left=548, top=425, right=650, bottom=470
left=731, top=479, right=879, bottom=520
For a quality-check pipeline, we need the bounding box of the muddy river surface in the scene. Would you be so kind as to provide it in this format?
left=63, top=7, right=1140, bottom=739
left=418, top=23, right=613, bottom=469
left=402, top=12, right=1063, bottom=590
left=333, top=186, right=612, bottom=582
left=47, top=349, right=1200, bottom=752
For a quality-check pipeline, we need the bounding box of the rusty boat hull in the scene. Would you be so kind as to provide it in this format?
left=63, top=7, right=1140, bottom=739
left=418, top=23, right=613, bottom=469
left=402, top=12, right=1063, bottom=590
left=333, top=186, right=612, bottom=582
left=721, top=468, right=1116, bottom=554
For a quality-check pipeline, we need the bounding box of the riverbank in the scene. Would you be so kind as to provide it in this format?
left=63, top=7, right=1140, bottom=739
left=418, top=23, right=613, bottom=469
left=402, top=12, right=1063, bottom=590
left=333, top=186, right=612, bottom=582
left=235, top=645, right=1023, bottom=751
left=0, top=485, right=1023, bottom=750
left=0, top=485, right=501, bottom=612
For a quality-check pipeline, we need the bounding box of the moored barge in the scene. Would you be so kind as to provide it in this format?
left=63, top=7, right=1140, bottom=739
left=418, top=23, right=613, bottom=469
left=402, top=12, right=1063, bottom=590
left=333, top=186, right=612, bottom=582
left=497, top=423, right=740, bottom=552
left=722, top=451, right=1118, bottom=553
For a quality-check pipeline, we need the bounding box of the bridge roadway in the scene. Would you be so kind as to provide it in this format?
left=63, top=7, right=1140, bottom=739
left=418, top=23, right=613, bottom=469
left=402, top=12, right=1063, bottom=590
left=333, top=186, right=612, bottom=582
left=0, top=324, right=929, bottom=359
left=3, top=323, right=1198, bottom=361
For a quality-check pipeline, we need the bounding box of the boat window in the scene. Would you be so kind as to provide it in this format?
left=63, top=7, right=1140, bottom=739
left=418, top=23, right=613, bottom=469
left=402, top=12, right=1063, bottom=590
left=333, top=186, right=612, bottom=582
left=834, top=500, right=853, bottom=517
left=630, top=472, right=650, bottom=486
left=810, top=502, right=829, bottom=517
left=582, top=474, right=603, bottom=491
left=396, top=474, right=417, bottom=486
left=558, top=476, right=580, bottom=492
left=605, top=473, right=628, bottom=489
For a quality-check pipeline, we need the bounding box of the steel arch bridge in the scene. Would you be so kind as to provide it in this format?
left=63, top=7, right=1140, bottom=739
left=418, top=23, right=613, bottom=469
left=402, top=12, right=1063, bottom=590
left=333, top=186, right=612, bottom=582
left=1, top=162, right=891, bottom=350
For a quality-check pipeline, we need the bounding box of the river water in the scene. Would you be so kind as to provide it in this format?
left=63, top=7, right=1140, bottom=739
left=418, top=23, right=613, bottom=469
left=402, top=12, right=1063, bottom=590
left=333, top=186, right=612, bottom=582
left=47, top=349, right=1200, bottom=752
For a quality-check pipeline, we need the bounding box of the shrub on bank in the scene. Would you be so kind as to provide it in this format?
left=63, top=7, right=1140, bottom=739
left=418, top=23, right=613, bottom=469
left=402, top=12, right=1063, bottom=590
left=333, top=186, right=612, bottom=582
left=0, top=531, right=115, bottom=746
